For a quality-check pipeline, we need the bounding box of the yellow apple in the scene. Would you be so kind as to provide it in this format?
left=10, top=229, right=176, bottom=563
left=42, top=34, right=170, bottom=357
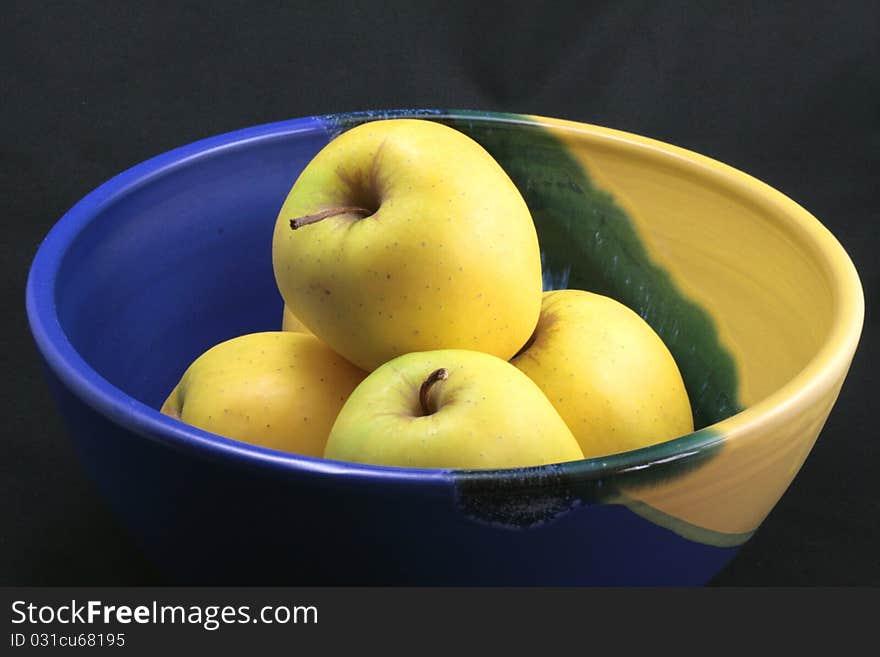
left=272, top=118, right=543, bottom=372
left=281, top=304, right=314, bottom=335
left=161, top=331, right=366, bottom=457
left=511, top=290, right=694, bottom=458
left=324, top=349, right=584, bottom=470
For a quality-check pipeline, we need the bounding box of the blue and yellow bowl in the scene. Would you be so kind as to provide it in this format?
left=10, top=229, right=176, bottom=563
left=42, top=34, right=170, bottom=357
left=25, top=110, right=864, bottom=585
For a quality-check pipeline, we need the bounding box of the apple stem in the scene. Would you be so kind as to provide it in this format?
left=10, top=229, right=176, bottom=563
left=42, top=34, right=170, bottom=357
left=419, top=368, right=449, bottom=416
left=289, top=206, right=372, bottom=230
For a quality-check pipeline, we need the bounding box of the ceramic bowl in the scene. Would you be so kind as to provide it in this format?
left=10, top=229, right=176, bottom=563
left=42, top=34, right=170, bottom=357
left=26, top=110, right=864, bottom=585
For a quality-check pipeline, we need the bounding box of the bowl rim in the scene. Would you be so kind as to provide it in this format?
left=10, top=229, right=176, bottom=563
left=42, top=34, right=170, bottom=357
left=25, top=109, right=865, bottom=486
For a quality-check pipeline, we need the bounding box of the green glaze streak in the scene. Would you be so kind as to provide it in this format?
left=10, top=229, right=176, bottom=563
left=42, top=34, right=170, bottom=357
left=443, top=111, right=742, bottom=430
left=442, top=111, right=745, bottom=536
left=322, top=109, right=444, bottom=138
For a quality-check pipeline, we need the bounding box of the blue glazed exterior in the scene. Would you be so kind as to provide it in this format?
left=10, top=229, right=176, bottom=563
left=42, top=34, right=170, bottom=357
left=26, top=112, right=740, bottom=585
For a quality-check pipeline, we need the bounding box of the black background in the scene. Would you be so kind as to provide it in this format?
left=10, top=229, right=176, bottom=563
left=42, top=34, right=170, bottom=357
left=3, top=1, right=877, bottom=586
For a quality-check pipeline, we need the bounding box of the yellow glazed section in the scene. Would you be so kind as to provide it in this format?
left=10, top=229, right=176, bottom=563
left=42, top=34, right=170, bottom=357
left=540, top=116, right=863, bottom=541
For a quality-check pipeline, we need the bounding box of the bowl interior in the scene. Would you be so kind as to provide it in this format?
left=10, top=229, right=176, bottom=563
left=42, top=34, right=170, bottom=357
left=39, top=110, right=854, bottom=472
left=53, top=131, right=327, bottom=413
